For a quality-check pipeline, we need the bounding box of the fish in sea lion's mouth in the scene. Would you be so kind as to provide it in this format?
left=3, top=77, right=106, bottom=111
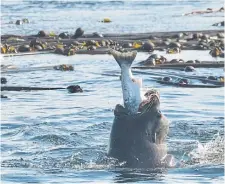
left=108, top=49, right=171, bottom=168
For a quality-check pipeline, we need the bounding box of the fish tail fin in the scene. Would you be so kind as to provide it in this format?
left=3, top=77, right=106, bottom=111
left=110, top=49, right=137, bottom=68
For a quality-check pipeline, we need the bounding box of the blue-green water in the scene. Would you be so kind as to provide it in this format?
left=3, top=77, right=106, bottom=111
left=1, top=0, right=224, bottom=183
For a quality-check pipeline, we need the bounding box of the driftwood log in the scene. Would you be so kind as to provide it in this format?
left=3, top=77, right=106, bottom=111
left=1, top=29, right=224, bottom=57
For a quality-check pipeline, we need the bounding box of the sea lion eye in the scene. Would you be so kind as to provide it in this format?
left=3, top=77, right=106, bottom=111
left=156, top=110, right=162, bottom=118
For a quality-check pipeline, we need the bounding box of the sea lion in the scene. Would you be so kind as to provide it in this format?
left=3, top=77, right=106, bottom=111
left=1, top=77, right=7, bottom=84
left=108, top=50, right=172, bottom=168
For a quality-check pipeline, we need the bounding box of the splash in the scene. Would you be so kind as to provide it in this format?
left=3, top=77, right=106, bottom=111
left=188, top=134, right=224, bottom=165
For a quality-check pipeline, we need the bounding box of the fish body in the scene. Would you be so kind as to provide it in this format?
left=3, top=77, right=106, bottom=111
left=110, top=50, right=142, bottom=114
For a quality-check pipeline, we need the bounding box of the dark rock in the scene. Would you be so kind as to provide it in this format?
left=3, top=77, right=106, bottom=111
left=217, top=33, right=224, bottom=38
left=73, top=28, right=84, bottom=38
left=37, top=30, right=47, bottom=37
left=186, top=35, right=194, bottom=41
left=1, top=77, right=7, bottom=84
left=149, top=35, right=157, bottom=39
left=99, top=40, right=106, bottom=47
left=122, top=43, right=133, bottom=48
left=195, top=59, right=201, bottom=63
left=87, top=45, right=96, bottom=51
left=86, top=40, right=97, bottom=46
left=142, top=41, right=155, bottom=51
left=59, top=32, right=70, bottom=39
left=162, top=76, right=172, bottom=82
left=158, top=48, right=165, bottom=51
left=207, top=76, right=217, bottom=80
left=140, top=57, right=155, bottom=66
left=22, top=18, right=29, bottom=23
left=72, top=41, right=82, bottom=46
left=54, top=64, right=74, bottom=71
left=163, top=41, right=170, bottom=46
left=67, top=85, right=83, bottom=93
left=184, top=66, right=195, bottom=72
left=209, top=47, right=222, bottom=57
left=193, top=33, right=203, bottom=40
left=15, top=20, right=22, bottom=25
left=166, top=47, right=181, bottom=53
left=34, top=45, right=43, bottom=51
left=172, top=33, right=184, bottom=39
left=146, top=58, right=155, bottom=65
left=179, top=78, right=190, bottom=84
left=169, top=42, right=181, bottom=48
left=150, top=54, right=161, bottom=60
left=186, top=60, right=195, bottom=64
left=54, top=48, right=64, bottom=55
left=212, top=21, right=224, bottom=26
left=170, top=59, right=179, bottom=63
left=165, top=38, right=172, bottom=42
left=30, top=39, right=40, bottom=47
left=219, top=42, right=224, bottom=50
left=179, top=59, right=184, bottom=63
left=18, top=45, right=30, bottom=52
left=93, top=32, right=103, bottom=38
left=201, top=34, right=210, bottom=40
left=219, top=52, right=224, bottom=58
left=64, top=48, right=76, bottom=56
left=196, top=44, right=205, bottom=50
left=209, top=41, right=216, bottom=47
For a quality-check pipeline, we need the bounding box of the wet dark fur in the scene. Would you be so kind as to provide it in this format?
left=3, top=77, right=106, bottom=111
left=108, top=98, right=169, bottom=168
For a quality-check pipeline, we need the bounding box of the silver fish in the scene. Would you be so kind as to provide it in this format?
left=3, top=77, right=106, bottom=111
left=110, top=49, right=142, bottom=115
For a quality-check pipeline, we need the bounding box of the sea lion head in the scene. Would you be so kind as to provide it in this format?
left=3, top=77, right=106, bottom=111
left=138, top=89, right=161, bottom=120
left=138, top=89, right=169, bottom=145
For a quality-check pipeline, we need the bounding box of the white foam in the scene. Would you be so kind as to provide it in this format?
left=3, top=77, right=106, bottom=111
left=188, top=134, right=224, bottom=164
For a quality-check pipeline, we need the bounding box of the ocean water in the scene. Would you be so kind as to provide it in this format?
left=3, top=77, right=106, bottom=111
left=1, top=0, right=224, bottom=183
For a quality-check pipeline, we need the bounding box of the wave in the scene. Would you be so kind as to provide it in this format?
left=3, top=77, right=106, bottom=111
left=188, top=134, right=224, bottom=165
left=2, top=0, right=217, bottom=10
